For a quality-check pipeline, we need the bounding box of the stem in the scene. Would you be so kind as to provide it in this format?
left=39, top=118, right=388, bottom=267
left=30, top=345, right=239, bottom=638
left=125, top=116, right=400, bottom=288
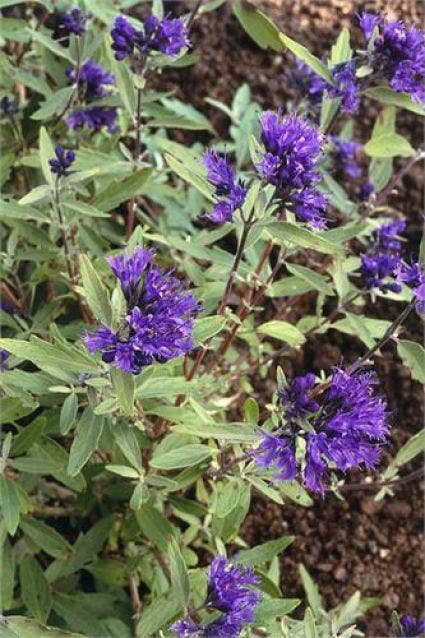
left=339, top=467, right=423, bottom=493
left=347, top=300, right=414, bottom=375
left=55, top=177, right=76, bottom=286
left=375, top=150, right=425, bottom=206
left=217, top=217, right=253, bottom=316
left=186, top=213, right=254, bottom=380
left=126, top=85, right=144, bottom=238
left=187, top=0, right=203, bottom=30
left=129, top=574, right=142, bottom=634
left=54, top=177, right=91, bottom=321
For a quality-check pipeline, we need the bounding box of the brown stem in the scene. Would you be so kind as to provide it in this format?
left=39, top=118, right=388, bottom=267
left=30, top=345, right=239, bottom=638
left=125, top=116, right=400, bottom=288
left=375, top=150, right=425, bottom=206
left=127, top=86, right=144, bottom=238
left=339, top=467, right=424, bottom=493
left=187, top=0, right=203, bottom=30
left=347, top=300, right=415, bottom=375
left=186, top=214, right=254, bottom=380
left=129, top=574, right=142, bottom=634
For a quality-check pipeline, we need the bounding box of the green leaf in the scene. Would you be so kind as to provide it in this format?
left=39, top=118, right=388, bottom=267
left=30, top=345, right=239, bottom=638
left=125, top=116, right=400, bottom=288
left=150, top=444, right=211, bottom=470
left=92, top=168, right=153, bottom=212
left=299, top=564, right=322, bottom=617
left=268, top=221, right=343, bottom=255
left=286, top=263, right=334, bottom=295
left=30, top=29, right=74, bottom=62
left=136, top=592, right=182, bottom=638
left=0, top=617, right=84, bottom=638
left=111, top=367, right=135, bottom=417
left=20, top=518, right=72, bottom=558
left=79, top=255, right=112, bottom=325
left=243, top=397, right=259, bottom=423
left=364, top=133, right=415, bottom=158
left=136, top=502, right=175, bottom=552
left=173, top=421, right=258, bottom=442
left=235, top=536, right=294, bottom=567
left=255, top=598, right=301, bottom=623
left=31, top=87, right=74, bottom=120
left=397, top=340, right=425, bottom=383
left=233, top=1, right=282, bottom=51
left=257, top=320, right=306, bottom=347
left=18, top=185, right=51, bottom=206
left=0, top=477, right=20, bottom=535
left=267, top=276, right=315, bottom=298
left=67, top=409, right=104, bottom=477
left=393, top=430, right=425, bottom=468
left=113, top=423, right=144, bottom=471
left=59, top=392, right=78, bottom=435
left=193, top=315, right=226, bottom=346
left=20, top=555, right=51, bottom=623
left=0, top=337, right=100, bottom=381
left=279, top=33, right=332, bottom=83
left=304, top=607, right=318, bottom=638
left=164, top=153, right=214, bottom=200
left=169, top=538, right=190, bottom=607
left=364, top=87, right=425, bottom=116
left=39, top=126, right=55, bottom=186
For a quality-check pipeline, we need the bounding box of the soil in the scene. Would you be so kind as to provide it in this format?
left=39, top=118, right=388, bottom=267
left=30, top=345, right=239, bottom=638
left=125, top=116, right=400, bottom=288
left=149, top=1, right=425, bottom=636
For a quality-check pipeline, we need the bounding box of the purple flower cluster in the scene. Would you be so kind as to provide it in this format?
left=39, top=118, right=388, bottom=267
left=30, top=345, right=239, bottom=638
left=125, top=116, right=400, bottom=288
left=360, top=13, right=425, bottom=104
left=0, top=96, right=19, bottom=117
left=203, top=151, right=247, bottom=223
left=111, top=14, right=190, bottom=61
left=360, top=218, right=406, bottom=294
left=171, top=556, right=261, bottom=637
left=329, top=135, right=361, bottom=178
left=66, top=60, right=118, bottom=133
left=397, top=615, right=425, bottom=637
left=85, top=248, right=200, bottom=374
left=254, top=368, right=389, bottom=494
left=257, top=111, right=328, bottom=229
left=0, top=350, right=9, bottom=372
left=291, top=60, right=359, bottom=114
left=61, top=7, right=86, bottom=36
left=49, top=145, right=75, bottom=177
left=399, top=262, right=425, bottom=314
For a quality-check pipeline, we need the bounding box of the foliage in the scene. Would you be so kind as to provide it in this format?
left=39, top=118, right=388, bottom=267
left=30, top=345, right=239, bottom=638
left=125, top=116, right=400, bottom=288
left=0, top=1, right=424, bottom=637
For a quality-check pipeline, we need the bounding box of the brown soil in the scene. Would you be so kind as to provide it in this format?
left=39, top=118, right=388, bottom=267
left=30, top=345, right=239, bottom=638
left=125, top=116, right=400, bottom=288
left=150, top=1, right=425, bottom=636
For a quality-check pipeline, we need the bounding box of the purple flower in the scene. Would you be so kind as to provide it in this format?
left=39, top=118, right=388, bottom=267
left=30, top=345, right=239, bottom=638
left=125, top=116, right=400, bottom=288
left=111, top=14, right=190, bottom=61
left=327, top=61, right=360, bottom=113
left=256, top=111, right=328, bottom=228
left=0, top=96, right=19, bottom=117
left=257, top=111, right=323, bottom=191
left=399, top=262, right=425, bottom=314
left=171, top=557, right=261, bottom=638
left=359, top=181, right=374, bottom=201
left=254, top=368, right=389, bottom=494
left=0, top=350, right=9, bottom=372
left=291, top=187, right=328, bottom=229
left=358, top=12, right=381, bottom=42
left=398, top=615, right=425, bottom=637
left=279, top=372, right=319, bottom=421
left=360, top=219, right=406, bottom=294
left=363, top=15, right=425, bottom=104
left=66, top=60, right=115, bottom=100
left=360, top=253, right=402, bottom=294
left=66, top=107, right=118, bottom=133
left=61, top=7, right=86, bottom=36
left=203, top=150, right=246, bottom=223
left=85, top=248, right=200, bottom=374
left=289, top=60, right=327, bottom=106
left=49, top=145, right=75, bottom=177
left=329, top=135, right=362, bottom=178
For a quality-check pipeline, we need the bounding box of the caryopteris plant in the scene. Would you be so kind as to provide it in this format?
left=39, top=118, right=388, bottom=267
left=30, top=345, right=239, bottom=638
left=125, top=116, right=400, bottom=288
left=0, top=2, right=424, bottom=637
